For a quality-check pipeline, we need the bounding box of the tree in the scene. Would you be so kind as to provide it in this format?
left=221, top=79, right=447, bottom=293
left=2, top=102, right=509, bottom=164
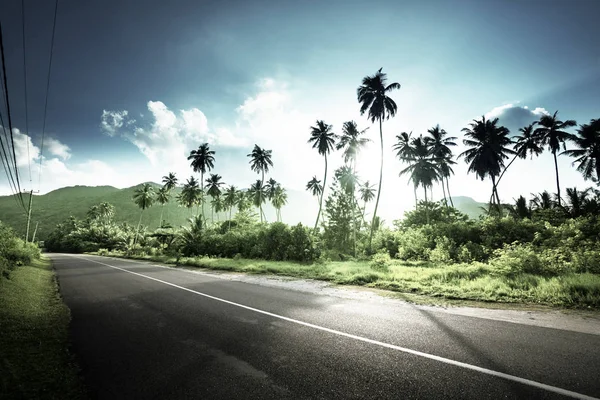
left=393, top=131, right=419, bottom=207
left=162, top=172, right=178, bottom=191
left=247, top=144, right=273, bottom=221
left=562, top=118, right=600, bottom=185
left=534, top=111, right=577, bottom=206
left=459, top=116, right=514, bottom=207
left=223, top=185, right=239, bottom=224
left=205, top=174, right=225, bottom=223
left=494, top=123, right=544, bottom=202
left=357, top=68, right=401, bottom=251
left=322, top=172, right=355, bottom=254
left=248, top=180, right=267, bottom=221
left=132, top=183, right=155, bottom=246
left=308, top=120, right=337, bottom=231
left=531, top=191, right=554, bottom=210
left=236, top=190, right=252, bottom=213
left=187, top=143, right=215, bottom=219
left=97, top=202, right=115, bottom=222
left=336, top=166, right=360, bottom=256
left=565, top=187, right=590, bottom=218
left=211, top=195, right=224, bottom=222
left=508, top=195, right=531, bottom=219
left=156, top=187, right=171, bottom=226
left=265, top=178, right=279, bottom=201
left=358, top=180, right=376, bottom=226
left=271, top=185, right=288, bottom=222
left=427, top=125, right=457, bottom=207
left=179, top=177, right=201, bottom=216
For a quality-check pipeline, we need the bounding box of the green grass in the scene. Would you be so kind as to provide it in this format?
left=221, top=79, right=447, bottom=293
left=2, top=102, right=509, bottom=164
left=0, top=258, right=86, bottom=400
left=97, top=252, right=600, bottom=309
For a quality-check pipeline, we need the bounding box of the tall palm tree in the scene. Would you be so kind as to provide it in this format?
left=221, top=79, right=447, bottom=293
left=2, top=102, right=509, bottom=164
left=494, top=123, right=544, bottom=200
left=357, top=68, right=400, bottom=251
left=247, top=144, right=273, bottom=220
left=393, top=131, right=419, bottom=207
left=562, top=118, right=600, bottom=184
left=534, top=111, right=577, bottom=206
left=156, top=186, right=170, bottom=226
left=132, top=183, right=155, bottom=246
left=358, top=180, right=376, bottom=226
left=248, top=180, right=267, bottom=221
left=427, top=125, right=457, bottom=207
left=236, top=190, right=252, bottom=213
left=337, top=166, right=361, bottom=256
left=306, top=176, right=323, bottom=213
left=187, top=143, right=215, bottom=219
left=271, top=185, right=288, bottom=222
left=308, top=120, right=337, bottom=231
left=162, top=172, right=178, bottom=191
left=459, top=116, right=514, bottom=207
left=265, top=178, right=279, bottom=202
left=211, top=195, right=224, bottom=222
left=205, top=174, right=225, bottom=223
left=179, top=177, right=201, bottom=216
left=223, top=185, right=239, bottom=225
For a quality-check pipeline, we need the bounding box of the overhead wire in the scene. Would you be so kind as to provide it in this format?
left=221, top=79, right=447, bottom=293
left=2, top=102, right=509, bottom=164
left=21, top=0, right=32, bottom=186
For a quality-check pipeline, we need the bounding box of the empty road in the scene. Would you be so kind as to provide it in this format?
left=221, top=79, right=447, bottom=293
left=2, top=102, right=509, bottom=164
left=51, top=254, right=600, bottom=400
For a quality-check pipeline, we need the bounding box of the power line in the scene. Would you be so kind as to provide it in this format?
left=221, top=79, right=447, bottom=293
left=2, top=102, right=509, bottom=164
left=21, top=0, right=32, bottom=185
left=37, top=0, right=59, bottom=191
left=0, top=22, right=26, bottom=210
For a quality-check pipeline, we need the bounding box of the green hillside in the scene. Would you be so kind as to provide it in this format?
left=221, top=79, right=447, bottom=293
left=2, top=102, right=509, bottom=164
left=448, top=196, right=487, bottom=219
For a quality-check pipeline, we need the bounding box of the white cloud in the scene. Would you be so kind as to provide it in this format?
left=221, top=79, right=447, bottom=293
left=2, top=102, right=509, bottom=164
left=100, top=110, right=130, bottom=136
left=484, top=103, right=550, bottom=134
left=45, top=137, right=71, bottom=160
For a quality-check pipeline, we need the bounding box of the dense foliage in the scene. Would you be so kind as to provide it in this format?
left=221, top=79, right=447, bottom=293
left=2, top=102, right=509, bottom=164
left=0, top=221, right=40, bottom=279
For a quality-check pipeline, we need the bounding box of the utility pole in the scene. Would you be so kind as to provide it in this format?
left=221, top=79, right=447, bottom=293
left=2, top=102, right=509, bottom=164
left=31, top=221, right=39, bottom=243
left=24, top=189, right=39, bottom=242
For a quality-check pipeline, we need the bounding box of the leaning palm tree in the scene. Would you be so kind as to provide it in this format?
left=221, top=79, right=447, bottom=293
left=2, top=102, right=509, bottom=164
left=162, top=172, right=178, bottom=191
left=248, top=180, right=267, bottom=222
left=205, top=174, right=225, bottom=223
left=132, top=183, right=155, bottom=246
left=494, top=123, right=544, bottom=200
left=247, top=144, right=273, bottom=220
left=358, top=180, right=376, bottom=226
left=459, top=116, right=514, bottom=207
left=562, top=118, right=600, bottom=184
left=306, top=176, right=323, bottom=212
left=427, top=125, right=457, bottom=207
left=187, top=143, right=215, bottom=219
left=223, top=185, right=239, bottom=224
left=308, top=120, right=337, bottom=231
left=534, top=111, right=577, bottom=206
left=357, top=67, right=401, bottom=251
left=156, top=186, right=171, bottom=226
left=271, top=185, right=288, bottom=222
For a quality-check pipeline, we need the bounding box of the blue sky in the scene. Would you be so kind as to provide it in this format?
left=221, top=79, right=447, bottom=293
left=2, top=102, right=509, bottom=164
left=0, top=0, right=599, bottom=222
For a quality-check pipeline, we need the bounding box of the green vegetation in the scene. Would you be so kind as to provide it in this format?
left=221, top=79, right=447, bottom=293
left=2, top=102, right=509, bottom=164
left=0, top=223, right=84, bottom=399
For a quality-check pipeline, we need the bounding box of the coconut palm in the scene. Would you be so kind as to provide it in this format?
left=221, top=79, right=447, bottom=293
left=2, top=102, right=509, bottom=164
left=265, top=178, right=279, bottom=201
left=427, top=125, right=457, bottom=207
left=565, top=187, right=591, bottom=218
left=223, top=185, right=239, bottom=224
left=494, top=123, right=544, bottom=201
left=162, top=172, right=178, bottom=191
left=179, top=177, right=201, bottom=216
left=156, top=186, right=170, bottom=226
left=508, top=195, right=531, bottom=219
left=393, top=131, right=419, bottom=207
left=132, top=183, right=155, bottom=246
left=97, top=202, right=114, bottom=222
left=271, top=185, right=288, bottom=222
left=459, top=116, right=514, bottom=207
left=358, top=180, right=376, bottom=226
left=247, top=144, right=273, bottom=220
left=308, top=120, right=337, bottom=231
left=187, top=143, right=215, bottom=219
left=534, top=111, right=577, bottom=206
left=205, top=174, right=225, bottom=223
left=562, top=119, right=600, bottom=184
left=531, top=191, right=554, bottom=210
left=211, top=195, right=224, bottom=222
left=357, top=67, right=401, bottom=251
left=87, top=205, right=100, bottom=221
left=336, top=121, right=370, bottom=166
left=248, top=180, right=267, bottom=221
left=236, top=190, right=252, bottom=213
left=336, top=166, right=361, bottom=256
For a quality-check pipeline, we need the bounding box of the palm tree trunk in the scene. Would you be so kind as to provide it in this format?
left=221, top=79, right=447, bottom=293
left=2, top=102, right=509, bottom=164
left=441, top=180, right=448, bottom=208
left=368, top=117, right=384, bottom=252
left=423, top=185, right=430, bottom=224
left=491, top=152, right=519, bottom=204
left=201, top=171, right=204, bottom=220
left=229, top=208, right=232, bottom=229
left=159, top=204, right=164, bottom=227
left=446, top=177, right=454, bottom=208
left=553, top=151, right=562, bottom=206
left=352, top=160, right=357, bottom=257
left=314, top=154, right=328, bottom=231
left=134, top=209, right=144, bottom=246
left=414, top=185, right=418, bottom=209
left=361, top=200, right=367, bottom=228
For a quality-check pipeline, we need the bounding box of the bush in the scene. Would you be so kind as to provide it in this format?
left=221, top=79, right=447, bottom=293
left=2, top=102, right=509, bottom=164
left=370, top=252, right=391, bottom=272
left=572, top=250, right=600, bottom=274
left=429, top=236, right=455, bottom=264
left=396, top=228, right=433, bottom=261
left=0, top=221, right=40, bottom=279
left=490, top=243, right=563, bottom=277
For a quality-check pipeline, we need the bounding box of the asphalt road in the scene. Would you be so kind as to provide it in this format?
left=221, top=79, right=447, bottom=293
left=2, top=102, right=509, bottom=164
left=51, top=254, right=600, bottom=400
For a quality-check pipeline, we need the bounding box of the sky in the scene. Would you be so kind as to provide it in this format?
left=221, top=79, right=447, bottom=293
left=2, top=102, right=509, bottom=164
left=0, top=0, right=599, bottom=223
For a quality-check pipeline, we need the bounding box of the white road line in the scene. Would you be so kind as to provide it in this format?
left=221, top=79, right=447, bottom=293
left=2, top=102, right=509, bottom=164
left=65, top=254, right=598, bottom=400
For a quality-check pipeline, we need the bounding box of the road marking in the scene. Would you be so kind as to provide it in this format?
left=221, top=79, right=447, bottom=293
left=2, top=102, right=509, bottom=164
left=66, top=254, right=598, bottom=400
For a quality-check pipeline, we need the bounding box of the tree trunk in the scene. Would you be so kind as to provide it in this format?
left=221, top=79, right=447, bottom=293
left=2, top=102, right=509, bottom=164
left=361, top=200, right=367, bottom=228
left=134, top=209, right=144, bottom=246
left=352, top=160, right=357, bottom=257
left=553, top=151, right=562, bottom=206
left=446, top=177, right=454, bottom=208
left=414, top=185, right=418, bottom=209
left=368, top=117, right=384, bottom=252
left=201, top=171, right=204, bottom=220
left=229, top=208, right=232, bottom=229
left=441, top=179, right=448, bottom=208
left=314, top=153, right=328, bottom=231
left=159, top=204, right=164, bottom=227
left=423, top=185, right=430, bottom=224
left=491, top=152, right=519, bottom=204
left=31, top=221, right=39, bottom=243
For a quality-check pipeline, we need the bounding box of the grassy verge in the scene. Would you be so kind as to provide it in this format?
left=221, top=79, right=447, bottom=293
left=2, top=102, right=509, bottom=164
left=94, top=251, right=600, bottom=309
left=0, top=257, right=86, bottom=400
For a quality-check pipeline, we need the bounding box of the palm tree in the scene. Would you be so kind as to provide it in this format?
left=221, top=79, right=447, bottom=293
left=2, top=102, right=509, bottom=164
left=156, top=186, right=170, bottom=226
left=562, top=119, right=600, bottom=184
left=162, top=172, right=178, bottom=191
left=132, top=183, right=155, bottom=246
left=308, top=120, right=337, bottom=231
left=179, top=177, right=201, bottom=216
left=187, top=143, right=215, bottom=219
left=531, top=191, right=554, bottom=210
left=306, top=176, right=323, bottom=215
left=459, top=116, right=514, bottom=207
left=236, top=190, right=252, bottom=213
left=357, top=68, right=401, bottom=251
left=427, top=125, right=457, bottom=207
left=565, top=187, right=590, bottom=218
left=494, top=123, right=544, bottom=201
left=271, top=185, right=288, bottom=222
left=358, top=180, right=376, bottom=226
left=393, top=131, right=419, bottom=207
left=508, top=195, right=531, bottom=219
left=337, top=166, right=361, bottom=256
left=247, top=144, right=273, bottom=220
left=211, top=195, right=224, bottom=222
left=205, top=174, right=225, bottom=223
left=265, top=178, right=279, bottom=201
left=87, top=205, right=100, bottom=221
left=223, top=185, right=239, bottom=224
left=534, top=111, right=577, bottom=206
left=248, top=180, right=267, bottom=221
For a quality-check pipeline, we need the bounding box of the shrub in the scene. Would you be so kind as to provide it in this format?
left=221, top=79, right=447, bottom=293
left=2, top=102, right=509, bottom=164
left=396, top=228, right=433, bottom=261
left=571, top=249, right=600, bottom=274
left=429, top=236, right=455, bottom=264
left=490, top=243, right=563, bottom=277
left=370, top=252, right=391, bottom=272
left=97, top=248, right=109, bottom=256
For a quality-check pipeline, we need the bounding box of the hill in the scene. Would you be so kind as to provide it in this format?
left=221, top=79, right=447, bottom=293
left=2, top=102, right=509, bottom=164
left=448, top=196, right=487, bottom=219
